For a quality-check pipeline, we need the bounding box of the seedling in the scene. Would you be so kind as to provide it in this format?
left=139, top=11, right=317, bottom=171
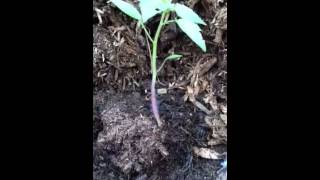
left=110, top=0, right=206, bottom=126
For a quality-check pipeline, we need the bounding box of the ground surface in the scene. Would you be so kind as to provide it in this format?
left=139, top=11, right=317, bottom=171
left=93, top=0, right=227, bottom=179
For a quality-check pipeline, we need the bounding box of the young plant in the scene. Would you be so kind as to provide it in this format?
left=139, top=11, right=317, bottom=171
left=110, top=0, right=206, bottom=126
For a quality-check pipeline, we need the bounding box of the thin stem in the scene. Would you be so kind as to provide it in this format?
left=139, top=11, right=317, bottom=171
left=156, top=14, right=172, bottom=73
left=150, top=11, right=168, bottom=127
left=145, top=31, right=152, bottom=60
left=163, top=13, right=170, bottom=24
left=140, top=22, right=153, bottom=43
left=152, top=12, right=167, bottom=79
left=157, top=59, right=168, bottom=74
left=163, top=19, right=176, bottom=25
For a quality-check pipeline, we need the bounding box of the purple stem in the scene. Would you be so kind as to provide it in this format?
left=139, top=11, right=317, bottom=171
left=151, top=80, right=162, bottom=126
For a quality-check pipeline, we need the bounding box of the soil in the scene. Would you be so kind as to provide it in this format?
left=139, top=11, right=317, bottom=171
left=93, top=0, right=227, bottom=179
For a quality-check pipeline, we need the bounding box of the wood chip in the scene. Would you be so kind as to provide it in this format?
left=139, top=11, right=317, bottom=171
left=208, top=139, right=223, bottom=146
left=199, top=57, right=217, bottom=76
left=220, top=104, right=227, bottom=114
left=157, top=88, right=167, bottom=95
left=220, top=114, right=227, bottom=124
left=204, top=116, right=213, bottom=127
left=193, top=100, right=212, bottom=115
left=193, top=147, right=220, bottom=160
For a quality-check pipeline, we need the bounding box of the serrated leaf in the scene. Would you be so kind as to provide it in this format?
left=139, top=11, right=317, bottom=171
left=174, top=3, right=206, bottom=25
left=111, top=0, right=141, bottom=20
left=139, top=0, right=174, bottom=22
left=176, top=19, right=206, bottom=52
left=164, top=54, right=183, bottom=61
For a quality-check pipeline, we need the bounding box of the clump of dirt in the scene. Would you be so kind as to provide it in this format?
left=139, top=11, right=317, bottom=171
left=93, top=90, right=108, bottom=140
left=93, top=90, right=225, bottom=180
left=96, top=92, right=168, bottom=174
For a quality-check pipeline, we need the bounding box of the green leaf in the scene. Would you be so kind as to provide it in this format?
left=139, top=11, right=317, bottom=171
left=110, top=0, right=141, bottom=20
left=164, top=54, right=183, bottom=61
left=158, top=1, right=175, bottom=11
left=139, top=0, right=161, bottom=23
left=174, top=3, right=206, bottom=25
left=139, top=0, right=174, bottom=23
left=176, top=19, right=206, bottom=52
